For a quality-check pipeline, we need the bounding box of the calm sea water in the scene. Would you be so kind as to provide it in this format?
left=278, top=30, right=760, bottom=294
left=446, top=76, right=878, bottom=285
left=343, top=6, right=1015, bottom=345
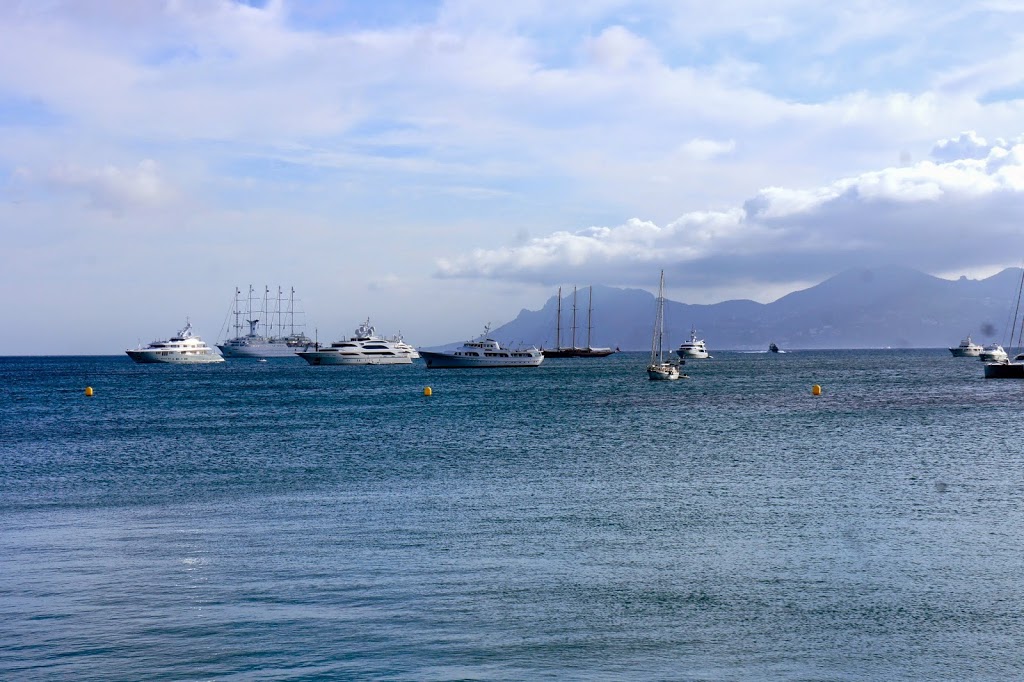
left=2, top=350, right=1023, bottom=681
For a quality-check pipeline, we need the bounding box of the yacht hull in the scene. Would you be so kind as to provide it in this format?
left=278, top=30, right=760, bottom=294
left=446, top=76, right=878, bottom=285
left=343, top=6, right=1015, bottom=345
left=542, top=347, right=615, bottom=358
left=126, top=350, right=224, bottom=364
left=297, top=353, right=412, bottom=366
left=420, top=350, right=543, bottom=368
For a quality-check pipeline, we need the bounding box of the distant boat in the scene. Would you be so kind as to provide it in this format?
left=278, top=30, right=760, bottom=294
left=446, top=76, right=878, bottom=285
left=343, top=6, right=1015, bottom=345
left=647, top=271, right=683, bottom=381
left=297, top=319, right=418, bottom=365
left=676, top=326, right=710, bottom=360
left=218, top=286, right=314, bottom=358
left=949, top=335, right=983, bottom=357
left=126, top=320, right=224, bottom=364
left=984, top=269, right=1024, bottom=377
left=768, top=342, right=782, bottom=353
left=542, top=286, right=615, bottom=358
left=420, top=325, right=544, bottom=369
left=978, top=343, right=1007, bottom=363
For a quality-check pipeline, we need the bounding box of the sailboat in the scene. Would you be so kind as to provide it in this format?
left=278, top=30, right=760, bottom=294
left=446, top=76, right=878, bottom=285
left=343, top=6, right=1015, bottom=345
left=542, top=286, right=616, bottom=358
left=647, top=271, right=683, bottom=381
left=984, top=267, right=1024, bottom=378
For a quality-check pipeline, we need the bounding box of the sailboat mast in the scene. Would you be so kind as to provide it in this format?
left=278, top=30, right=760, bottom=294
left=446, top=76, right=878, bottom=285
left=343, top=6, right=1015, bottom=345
left=653, top=271, right=668, bottom=362
left=555, top=286, right=562, bottom=349
left=266, top=284, right=274, bottom=337
left=276, top=286, right=283, bottom=338
left=247, top=285, right=256, bottom=336
left=571, top=286, right=577, bottom=350
left=290, top=287, right=296, bottom=336
left=587, top=285, right=593, bottom=350
left=233, top=287, right=241, bottom=338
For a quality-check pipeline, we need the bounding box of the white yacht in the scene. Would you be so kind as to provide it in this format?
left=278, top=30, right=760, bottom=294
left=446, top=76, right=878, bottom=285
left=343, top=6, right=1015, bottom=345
left=217, top=286, right=315, bottom=358
left=297, top=319, right=418, bottom=365
left=978, top=343, right=1008, bottom=363
left=419, top=326, right=544, bottom=368
left=949, top=335, right=983, bottom=357
left=676, top=327, right=710, bottom=359
left=126, top=321, right=225, bottom=364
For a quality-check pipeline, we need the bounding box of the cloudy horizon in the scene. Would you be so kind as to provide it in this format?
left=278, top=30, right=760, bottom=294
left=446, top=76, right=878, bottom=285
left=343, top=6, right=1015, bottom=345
left=3, top=1, right=1024, bottom=354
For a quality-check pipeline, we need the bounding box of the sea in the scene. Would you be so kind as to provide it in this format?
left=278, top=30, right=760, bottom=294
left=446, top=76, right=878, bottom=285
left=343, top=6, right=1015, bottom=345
left=2, top=350, right=1023, bottom=681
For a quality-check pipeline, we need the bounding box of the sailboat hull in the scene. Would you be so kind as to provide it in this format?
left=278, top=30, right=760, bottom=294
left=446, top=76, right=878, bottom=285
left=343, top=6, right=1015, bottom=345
left=647, top=363, right=680, bottom=380
left=542, top=347, right=615, bottom=358
left=983, top=362, right=1024, bottom=378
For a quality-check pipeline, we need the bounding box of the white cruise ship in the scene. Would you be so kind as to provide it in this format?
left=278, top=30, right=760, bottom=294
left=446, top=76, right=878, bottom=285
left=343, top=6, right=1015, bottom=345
left=676, top=327, right=710, bottom=359
left=419, top=326, right=544, bottom=369
left=126, top=321, right=225, bottom=364
left=297, top=319, right=418, bottom=365
left=217, top=286, right=314, bottom=358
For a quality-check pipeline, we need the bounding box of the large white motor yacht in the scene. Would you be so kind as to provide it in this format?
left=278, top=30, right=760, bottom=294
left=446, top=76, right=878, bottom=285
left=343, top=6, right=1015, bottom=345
left=676, top=327, right=710, bottom=360
left=949, top=336, right=984, bottom=357
left=126, top=321, right=225, bottom=364
left=420, top=326, right=544, bottom=368
left=297, top=319, right=418, bottom=365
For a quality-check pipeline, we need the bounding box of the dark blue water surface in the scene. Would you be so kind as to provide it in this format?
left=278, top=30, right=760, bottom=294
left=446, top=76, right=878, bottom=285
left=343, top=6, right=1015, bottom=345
left=2, top=351, right=1023, bottom=680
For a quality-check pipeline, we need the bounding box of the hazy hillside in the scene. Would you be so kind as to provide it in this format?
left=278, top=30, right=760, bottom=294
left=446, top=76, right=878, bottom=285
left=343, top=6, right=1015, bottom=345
left=484, top=266, right=1024, bottom=351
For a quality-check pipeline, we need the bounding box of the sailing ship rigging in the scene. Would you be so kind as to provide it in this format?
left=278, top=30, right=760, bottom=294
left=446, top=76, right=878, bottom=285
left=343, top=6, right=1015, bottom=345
left=542, top=286, right=616, bottom=358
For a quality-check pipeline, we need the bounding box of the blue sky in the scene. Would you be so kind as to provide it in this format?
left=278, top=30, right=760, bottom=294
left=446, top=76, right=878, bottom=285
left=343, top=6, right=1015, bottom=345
left=3, top=0, right=1024, bottom=354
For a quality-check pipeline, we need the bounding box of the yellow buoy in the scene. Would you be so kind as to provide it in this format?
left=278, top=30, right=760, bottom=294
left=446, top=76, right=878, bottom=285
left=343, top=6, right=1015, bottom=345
left=423, top=386, right=432, bottom=397
left=84, top=386, right=94, bottom=397
left=812, top=384, right=821, bottom=396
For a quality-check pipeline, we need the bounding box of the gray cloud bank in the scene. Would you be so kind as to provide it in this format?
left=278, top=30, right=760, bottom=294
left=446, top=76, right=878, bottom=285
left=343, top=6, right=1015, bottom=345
left=436, top=132, right=1024, bottom=290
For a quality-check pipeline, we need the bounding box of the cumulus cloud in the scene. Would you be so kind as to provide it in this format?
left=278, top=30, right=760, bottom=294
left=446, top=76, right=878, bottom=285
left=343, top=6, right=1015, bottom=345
left=437, top=136, right=1024, bottom=288
left=931, top=131, right=995, bottom=162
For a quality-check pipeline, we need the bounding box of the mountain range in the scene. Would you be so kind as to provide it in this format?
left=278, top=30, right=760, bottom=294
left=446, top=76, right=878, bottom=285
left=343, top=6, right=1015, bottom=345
left=483, top=266, right=1024, bottom=351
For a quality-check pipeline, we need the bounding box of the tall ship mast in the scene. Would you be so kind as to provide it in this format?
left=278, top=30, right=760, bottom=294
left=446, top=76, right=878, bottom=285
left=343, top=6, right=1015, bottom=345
left=217, top=285, right=315, bottom=358
left=542, top=285, right=616, bottom=358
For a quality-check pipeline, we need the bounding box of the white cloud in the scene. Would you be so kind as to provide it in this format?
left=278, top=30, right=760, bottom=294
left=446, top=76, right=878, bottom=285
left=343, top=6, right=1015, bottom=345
left=45, top=159, right=176, bottom=213
left=678, top=138, right=736, bottom=161
left=437, top=138, right=1024, bottom=288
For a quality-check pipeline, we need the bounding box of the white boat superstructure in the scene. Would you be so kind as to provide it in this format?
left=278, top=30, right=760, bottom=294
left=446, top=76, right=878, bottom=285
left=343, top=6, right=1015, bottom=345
left=648, top=271, right=682, bottom=381
left=420, top=326, right=544, bottom=368
left=676, top=327, right=710, bottom=359
left=949, top=335, right=983, bottom=357
left=218, top=286, right=314, bottom=358
left=126, top=320, right=225, bottom=364
left=297, top=319, right=418, bottom=365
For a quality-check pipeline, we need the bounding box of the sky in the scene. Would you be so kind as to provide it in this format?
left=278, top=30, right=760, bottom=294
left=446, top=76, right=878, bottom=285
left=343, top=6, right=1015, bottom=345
left=3, top=0, right=1024, bottom=354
